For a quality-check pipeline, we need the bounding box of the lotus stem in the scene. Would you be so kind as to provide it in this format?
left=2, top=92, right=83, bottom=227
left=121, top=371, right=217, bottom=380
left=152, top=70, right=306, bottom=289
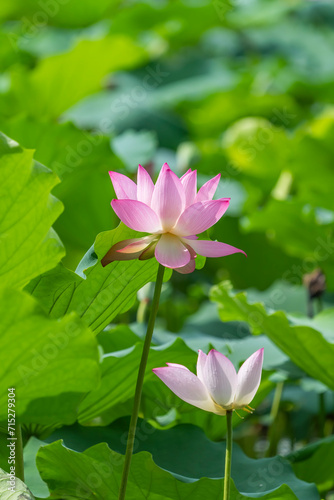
left=224, top=410, right=233, bottom=500
left=118, top=264, right=165, bottom=500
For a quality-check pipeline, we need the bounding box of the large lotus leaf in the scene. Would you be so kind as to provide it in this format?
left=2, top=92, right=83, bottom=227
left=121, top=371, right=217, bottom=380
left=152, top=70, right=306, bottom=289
left=210, top=281, right=334, bottom=390
left=0, top=132, right=64, bottom=289
left=0, top=287, right=99, bottom=422
left=0, top=116, right=122, bottom=267
left=25, top=224, right=170, bottom=334
left=106, top=418, right=319, bottom=500
left=35, top=435, right=318, bottom=500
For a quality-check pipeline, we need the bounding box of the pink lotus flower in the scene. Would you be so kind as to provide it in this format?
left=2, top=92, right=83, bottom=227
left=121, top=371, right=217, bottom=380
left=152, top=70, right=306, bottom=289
left=102, top=163, right=245, bottom=273
left=153, top=348, right=264, bottom=415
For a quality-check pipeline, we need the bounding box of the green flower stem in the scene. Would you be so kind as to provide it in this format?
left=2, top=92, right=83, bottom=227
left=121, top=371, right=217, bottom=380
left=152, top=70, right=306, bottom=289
left=266, top=381, right=284, bottom=457
left=118, top=264, right=165, bottom=500
left=318, top=392, right=325, bottom=438
left=16, top=423, right=24, bottom=482
left=224, top=410, right=233, bottom=500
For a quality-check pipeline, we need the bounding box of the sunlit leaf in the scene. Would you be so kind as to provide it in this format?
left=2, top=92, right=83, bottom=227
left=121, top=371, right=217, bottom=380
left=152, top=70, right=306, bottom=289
left=0, top=132, right=64, bottom=289
left=26, top=224, right=171, bottom=334
left=0, top=287, right=99, bottom=422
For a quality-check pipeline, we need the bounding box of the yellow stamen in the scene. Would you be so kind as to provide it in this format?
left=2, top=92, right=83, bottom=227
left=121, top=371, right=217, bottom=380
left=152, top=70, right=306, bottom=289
left=242, top=407, right=253, bottom=414
left=234, top=409, right=244, bottom=419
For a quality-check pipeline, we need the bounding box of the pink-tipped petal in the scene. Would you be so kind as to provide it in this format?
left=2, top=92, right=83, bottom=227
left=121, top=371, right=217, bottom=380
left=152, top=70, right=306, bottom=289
left=155, top=233, right=190, bottom=269
left=174, top=258, right=196, bottom=274
left=166, top=363, right=189, bottom=370
left=101, top=238, right=145, bottom=266
left=202, top=350, right=238, bottom=407
left=181, top=169, right=197, bottom=207
left=154, top=162, right=170, bottom=186
left=116, top=235, right=156, bottom=254
left=151, top=168, right=186, bottom=230
left=109, top=171, right=137, bottom=200
left=181, top=168, right=192, bottom=177
left=234, top=348, right=264, bottom=408
left=152, top=366, right=218, bottom=413
left=161, top=162, right=170, bottom=173
left=195, top=174, right=221, bottom=203
left=137, top=164, right=154, bottom=206
left=184, top=239, right=247, bottom=258
left=196, top=350, right=207, bottom=384
left=111, top=199, right=161, bottom=233
left=173, top=199, right=230, bottom=236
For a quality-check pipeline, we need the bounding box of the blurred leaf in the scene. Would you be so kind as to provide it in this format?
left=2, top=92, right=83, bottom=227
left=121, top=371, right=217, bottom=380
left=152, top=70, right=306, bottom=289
left=111, top=129, right=158, bottom=171
left=222, top=117, right=289, bottom=178
left=23, top=437, right=49, bottom=498
left=0, top=0, right=118, bottom=27
left=289, top=436, right=334, bottom=492
left=228, top=0, right=295, bottom=28
left=208, top=216, right=304, bottom=291
left=290, top=116, right=334, bottom=212
left=242, top=199, right=334, bottom=289
left=0, top=132, right=64, bottom=289
left=9, top=36, right=146, bottom=118
left=244, top=280, right=309, bottom=316
left=187, top=91, right=299, bottom=138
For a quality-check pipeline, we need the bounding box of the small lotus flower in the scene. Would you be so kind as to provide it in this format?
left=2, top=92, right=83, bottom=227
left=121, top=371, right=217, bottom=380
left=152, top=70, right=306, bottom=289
left=153, top=348, right=264, bottom=415
left=101, top=163, right=245, bottom=273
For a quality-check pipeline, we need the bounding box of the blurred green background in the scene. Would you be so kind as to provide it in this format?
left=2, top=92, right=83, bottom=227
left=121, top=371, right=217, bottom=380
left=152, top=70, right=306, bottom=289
left=1, top=1, right=334, bottom=495
left=1, top=0, right=333, bottom=292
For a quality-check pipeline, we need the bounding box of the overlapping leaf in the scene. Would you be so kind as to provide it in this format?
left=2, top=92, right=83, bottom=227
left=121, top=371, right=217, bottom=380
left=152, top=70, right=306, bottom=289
left=0, top=287, right=99, bottom=422
left=0, top=132, right=64, bottom=289
left=35, top=435, right=319, bottom=500
left=0, top=116, right=122, bottom=266
left=211, top=281, right=334, bottom=390
left=26, top=224, right=170, bottom=334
